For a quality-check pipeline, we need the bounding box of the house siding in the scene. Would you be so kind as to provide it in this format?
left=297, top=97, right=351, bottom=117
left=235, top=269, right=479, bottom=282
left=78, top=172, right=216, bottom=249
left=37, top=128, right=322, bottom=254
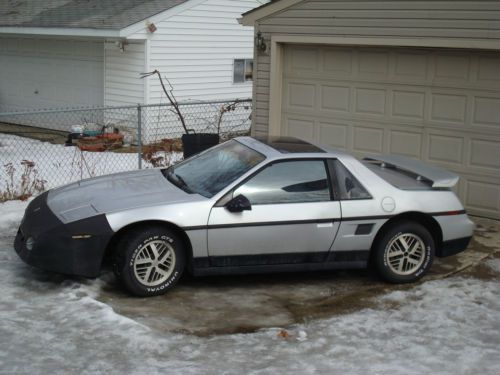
left=130, top=0, right=266, bottom=104
left=252, top=0, right=500, bottom=135
left=104, top=42, right=145, bottom=106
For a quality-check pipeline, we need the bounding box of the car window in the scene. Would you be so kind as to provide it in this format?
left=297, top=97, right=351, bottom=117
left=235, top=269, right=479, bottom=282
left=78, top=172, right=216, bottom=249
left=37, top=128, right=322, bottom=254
left=170, top=140, right=265, bottom=198
left=331, top=160, right=371, bottom=200
left=233, top=160, right=331, bottom=205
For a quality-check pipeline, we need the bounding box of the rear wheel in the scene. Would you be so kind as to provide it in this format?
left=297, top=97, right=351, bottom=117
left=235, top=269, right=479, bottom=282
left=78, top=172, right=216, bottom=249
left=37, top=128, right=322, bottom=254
left=113, top=226, right=185, bottom=297
left=374, top=221, right=434, bottom=283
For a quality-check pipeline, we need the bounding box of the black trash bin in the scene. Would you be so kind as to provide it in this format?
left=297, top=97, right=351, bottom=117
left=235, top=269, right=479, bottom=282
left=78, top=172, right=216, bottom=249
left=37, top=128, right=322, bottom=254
left=181, top=133, right=219, bottom=158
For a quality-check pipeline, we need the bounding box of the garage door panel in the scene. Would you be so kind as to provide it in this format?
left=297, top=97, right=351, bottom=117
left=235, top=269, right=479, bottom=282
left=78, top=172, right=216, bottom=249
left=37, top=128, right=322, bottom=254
left=392, top=90, right=426, bottom=119
left=477, top=55, right=500, bottom=84
left=430, top=93, right=468, bottom=124
left=435, top=54, right=471, bottom=81
left=285, top=117, right=315, bottom=141
left=318, top=122, right=349, bottom=150
left=289, top=47, right=319, bottom=71
left=282, top=45, right=500, bottom=219
left=427, top=134, right=465, bottom=165
left=470, top=139, right=500, bottom=171
left=473, top=96, right=500, bottom=127
left=353, top=127, right=384, bottom=154
left=358, top=50, right=389, bottom=76
left=321, top=85, right=350, bottom=112
left=464, top=179, right=500, bottom=214
left=355, top=88, right=387, bottom=115
left=394, top=53, right=428, bottom=79
left=287, top=83, right=316, bottom=108
left=389, top=130, right=422, bottom=158
left=324, top=49, right=353, bottom=75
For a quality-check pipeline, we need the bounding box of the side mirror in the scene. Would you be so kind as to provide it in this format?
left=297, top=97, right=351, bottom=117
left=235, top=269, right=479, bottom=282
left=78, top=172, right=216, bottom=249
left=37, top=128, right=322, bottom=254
left=225, top=194, right=252, bottom=213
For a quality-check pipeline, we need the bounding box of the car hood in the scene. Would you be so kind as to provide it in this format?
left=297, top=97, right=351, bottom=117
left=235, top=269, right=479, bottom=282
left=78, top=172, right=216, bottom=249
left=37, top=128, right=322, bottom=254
left=47, top=169, right=198, bottom=223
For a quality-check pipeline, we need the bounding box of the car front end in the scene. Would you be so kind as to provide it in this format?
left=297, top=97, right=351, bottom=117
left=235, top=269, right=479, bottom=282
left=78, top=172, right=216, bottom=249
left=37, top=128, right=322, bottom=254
left=15, top=192, right=114, bottom=277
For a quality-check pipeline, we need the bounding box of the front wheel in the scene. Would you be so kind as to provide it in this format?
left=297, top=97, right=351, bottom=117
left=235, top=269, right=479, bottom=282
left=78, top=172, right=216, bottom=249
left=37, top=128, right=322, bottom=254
left=113, top=226, right=185, bottom=297
left=374, top=222, right=434, bottom=283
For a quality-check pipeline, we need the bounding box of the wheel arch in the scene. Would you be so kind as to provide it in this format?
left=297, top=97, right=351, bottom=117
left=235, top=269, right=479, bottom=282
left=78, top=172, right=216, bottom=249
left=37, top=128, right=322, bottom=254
left=371, top=211, right=443, bottom=255
left=103, top=220, right=194, bottom=268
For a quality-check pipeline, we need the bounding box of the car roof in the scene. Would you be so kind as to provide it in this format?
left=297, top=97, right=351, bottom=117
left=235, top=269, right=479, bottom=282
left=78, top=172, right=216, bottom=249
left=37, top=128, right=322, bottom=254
left=236, top=136, right=353, bottom=160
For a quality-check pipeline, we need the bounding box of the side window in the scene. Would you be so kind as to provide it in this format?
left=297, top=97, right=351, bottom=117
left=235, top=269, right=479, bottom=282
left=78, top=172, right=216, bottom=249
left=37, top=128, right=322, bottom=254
left=331, top=160, right=371, bottom=200
left=233, top=59, right=253, bottom=83
left=234, top=160, right=331, bottom=205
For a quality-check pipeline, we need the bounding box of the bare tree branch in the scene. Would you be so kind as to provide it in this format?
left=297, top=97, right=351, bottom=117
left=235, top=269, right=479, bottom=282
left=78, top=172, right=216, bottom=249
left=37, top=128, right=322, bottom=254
left=140, top=70, right=189, bottom=134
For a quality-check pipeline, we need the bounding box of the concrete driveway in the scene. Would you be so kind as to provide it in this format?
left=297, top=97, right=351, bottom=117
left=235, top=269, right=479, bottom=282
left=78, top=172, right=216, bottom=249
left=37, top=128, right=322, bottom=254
left=96, top=217, right=500, bottom=336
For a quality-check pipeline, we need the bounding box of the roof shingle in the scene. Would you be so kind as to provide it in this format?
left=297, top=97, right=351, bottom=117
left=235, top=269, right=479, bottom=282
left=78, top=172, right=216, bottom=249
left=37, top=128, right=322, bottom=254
left=0, top=0, right=190, bottom=29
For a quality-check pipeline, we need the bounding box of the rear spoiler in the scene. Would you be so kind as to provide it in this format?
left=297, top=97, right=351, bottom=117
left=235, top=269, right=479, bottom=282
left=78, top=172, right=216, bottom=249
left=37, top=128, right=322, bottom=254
left=363, top=154, right=459, bottom=188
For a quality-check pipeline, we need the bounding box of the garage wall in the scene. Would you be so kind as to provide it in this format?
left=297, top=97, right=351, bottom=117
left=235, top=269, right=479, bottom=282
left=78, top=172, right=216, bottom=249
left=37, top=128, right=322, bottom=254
left=281, top=45, right=500, bottom=219
left=0, top=37, right=104, bottom=111
left=252, top=0, right=500, bottom=136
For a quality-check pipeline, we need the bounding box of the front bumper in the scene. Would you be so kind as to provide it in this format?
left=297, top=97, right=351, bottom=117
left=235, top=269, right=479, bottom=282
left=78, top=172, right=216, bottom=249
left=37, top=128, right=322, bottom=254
left=14, top=192, right=114, bottom=278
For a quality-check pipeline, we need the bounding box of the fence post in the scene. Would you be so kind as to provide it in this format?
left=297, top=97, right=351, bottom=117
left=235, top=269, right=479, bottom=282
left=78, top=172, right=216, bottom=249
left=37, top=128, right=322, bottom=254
left=137, top=104, right=142, bottom=170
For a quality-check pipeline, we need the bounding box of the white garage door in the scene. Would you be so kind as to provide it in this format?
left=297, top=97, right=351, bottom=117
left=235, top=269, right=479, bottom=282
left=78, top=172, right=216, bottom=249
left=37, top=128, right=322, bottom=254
left=0, top=37, right=104, bottom=111
left=282, top=45, right=500, bottom=219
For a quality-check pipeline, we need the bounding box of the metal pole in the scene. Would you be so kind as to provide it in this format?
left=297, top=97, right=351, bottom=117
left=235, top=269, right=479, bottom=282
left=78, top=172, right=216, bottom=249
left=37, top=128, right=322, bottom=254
left=137, top=104, right=142, bottom=170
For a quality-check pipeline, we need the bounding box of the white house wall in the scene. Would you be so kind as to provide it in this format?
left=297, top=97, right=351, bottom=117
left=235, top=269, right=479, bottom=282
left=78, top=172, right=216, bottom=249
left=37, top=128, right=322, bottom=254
left=129, top=0, right=265, bottom=103
left=104, top=41, right=146, bottom=107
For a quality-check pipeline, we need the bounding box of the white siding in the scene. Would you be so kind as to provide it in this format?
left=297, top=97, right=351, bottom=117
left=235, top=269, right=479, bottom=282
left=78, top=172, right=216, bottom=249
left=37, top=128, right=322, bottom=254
left=130, top=0, right=265, bottom=103
left=104, top=41, right=145, bottom=106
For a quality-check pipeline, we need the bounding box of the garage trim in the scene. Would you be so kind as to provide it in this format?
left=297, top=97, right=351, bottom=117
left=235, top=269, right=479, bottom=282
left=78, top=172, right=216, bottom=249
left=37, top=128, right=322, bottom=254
left=267, top=35, right=500, bottom=137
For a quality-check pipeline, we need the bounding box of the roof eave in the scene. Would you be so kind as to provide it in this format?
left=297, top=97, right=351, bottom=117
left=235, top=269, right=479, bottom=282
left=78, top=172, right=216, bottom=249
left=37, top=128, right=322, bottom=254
left=239, top=0, right=303, bottom=26
left=0, top=26, right=121, bottom=38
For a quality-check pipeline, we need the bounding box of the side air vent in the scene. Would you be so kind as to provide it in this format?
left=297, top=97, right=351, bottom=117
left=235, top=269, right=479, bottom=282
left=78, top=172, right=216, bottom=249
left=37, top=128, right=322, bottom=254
left=355, top=224, right=374, bottom=235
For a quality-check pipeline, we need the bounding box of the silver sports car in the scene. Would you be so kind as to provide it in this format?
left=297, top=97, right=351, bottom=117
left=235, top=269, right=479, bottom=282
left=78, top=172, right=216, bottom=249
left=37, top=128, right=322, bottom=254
left=15, top=136, right=474, bottom=296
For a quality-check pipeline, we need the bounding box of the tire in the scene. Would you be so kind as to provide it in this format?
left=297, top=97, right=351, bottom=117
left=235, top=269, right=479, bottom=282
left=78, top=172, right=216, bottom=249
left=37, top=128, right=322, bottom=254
left=373, top=221, right=434, bottom=284
left=113, top=226, right=186, bottom=297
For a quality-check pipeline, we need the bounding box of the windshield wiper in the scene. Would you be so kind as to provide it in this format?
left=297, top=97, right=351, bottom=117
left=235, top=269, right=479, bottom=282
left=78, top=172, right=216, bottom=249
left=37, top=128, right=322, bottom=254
left=164, top=169, right=193, bottom=193
left=174, top=173, right=191, bottom=192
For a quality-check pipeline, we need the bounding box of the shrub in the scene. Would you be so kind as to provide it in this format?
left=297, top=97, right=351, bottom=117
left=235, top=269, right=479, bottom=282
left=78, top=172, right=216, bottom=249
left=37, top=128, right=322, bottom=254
left=1, top=160, right=47, bottom=202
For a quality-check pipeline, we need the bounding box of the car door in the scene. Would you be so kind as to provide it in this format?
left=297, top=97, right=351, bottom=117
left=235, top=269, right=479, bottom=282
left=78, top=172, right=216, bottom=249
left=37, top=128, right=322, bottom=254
left=207, top=159, right=341, bottom=267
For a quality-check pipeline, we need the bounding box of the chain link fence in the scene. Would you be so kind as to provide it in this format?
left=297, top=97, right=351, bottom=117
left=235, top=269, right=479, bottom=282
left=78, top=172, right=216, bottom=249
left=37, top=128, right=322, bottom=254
left=0, top=100, right=252, bottom=201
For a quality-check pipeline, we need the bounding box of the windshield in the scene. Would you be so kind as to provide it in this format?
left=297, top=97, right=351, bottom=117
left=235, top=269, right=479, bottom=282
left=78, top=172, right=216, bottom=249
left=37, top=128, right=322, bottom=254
left=166, top=140, right=266, bottom=198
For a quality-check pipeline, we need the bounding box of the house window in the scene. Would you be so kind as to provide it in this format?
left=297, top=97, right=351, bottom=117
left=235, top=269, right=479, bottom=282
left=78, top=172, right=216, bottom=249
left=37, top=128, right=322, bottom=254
left=233, top=59, right=253, bottom=83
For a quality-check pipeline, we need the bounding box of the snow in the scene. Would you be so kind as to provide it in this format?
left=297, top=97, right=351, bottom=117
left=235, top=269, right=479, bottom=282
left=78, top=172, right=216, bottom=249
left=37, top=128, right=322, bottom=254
left=1, top=199, right=499, bottom=374
left=0, top=134, right=182, bottom=193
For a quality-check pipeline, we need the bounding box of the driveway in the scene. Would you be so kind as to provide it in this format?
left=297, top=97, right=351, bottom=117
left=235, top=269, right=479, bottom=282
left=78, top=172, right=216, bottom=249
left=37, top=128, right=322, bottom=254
left=1, top=200, right=499, bottom=374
